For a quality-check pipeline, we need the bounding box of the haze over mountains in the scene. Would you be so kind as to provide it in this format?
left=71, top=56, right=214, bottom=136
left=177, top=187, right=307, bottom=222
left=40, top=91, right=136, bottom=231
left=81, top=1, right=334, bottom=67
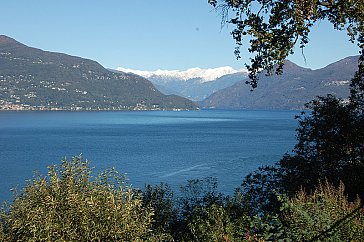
left=117, top=66, right=248, bottom=101
left=0, top=35, right=196, bottom=111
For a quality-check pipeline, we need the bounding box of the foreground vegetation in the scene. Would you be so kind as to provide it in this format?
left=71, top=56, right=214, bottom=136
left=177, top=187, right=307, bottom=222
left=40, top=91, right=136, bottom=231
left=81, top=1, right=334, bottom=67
left=0, top=156, right=363, bottom=241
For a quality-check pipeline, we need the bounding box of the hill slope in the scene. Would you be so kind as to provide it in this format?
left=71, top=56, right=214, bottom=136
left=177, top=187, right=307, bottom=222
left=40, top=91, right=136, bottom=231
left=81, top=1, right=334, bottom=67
left=200, top=57, right=358, bottom=110
left=0, top=35, right=196, bottom=110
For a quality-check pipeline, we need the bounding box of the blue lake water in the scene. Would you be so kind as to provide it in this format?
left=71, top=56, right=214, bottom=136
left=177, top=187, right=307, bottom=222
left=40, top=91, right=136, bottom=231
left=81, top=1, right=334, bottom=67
left=0, top=110, right=299, bottom=203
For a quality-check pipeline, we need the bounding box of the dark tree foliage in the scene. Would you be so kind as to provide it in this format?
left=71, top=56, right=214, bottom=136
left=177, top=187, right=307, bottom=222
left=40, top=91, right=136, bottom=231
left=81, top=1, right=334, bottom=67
left=235, top=166, right=284, bottom=214
left=209, top=0, right=364, bottom=88
left=280, top=94, right=364, bottom=199
left=178, top=177, right=225, bottom=215
left=141, top=183, right=175, bottom=233
left=140, top=178, right=229, bottom=241
left=170, top=177, right=227, bottom=241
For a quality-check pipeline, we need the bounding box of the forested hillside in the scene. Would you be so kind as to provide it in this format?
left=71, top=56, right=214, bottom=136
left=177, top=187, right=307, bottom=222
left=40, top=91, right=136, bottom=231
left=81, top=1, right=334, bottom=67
left=0, top=35, right=196, bottom=111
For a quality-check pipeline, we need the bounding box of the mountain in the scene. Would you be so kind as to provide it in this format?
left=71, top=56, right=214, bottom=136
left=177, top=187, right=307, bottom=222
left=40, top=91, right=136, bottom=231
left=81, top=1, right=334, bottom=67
left=116, top=67, right=248, bottom=101
left=0, top=35, right=196, bottom=111
left=200, top=57, right=358, bottom=110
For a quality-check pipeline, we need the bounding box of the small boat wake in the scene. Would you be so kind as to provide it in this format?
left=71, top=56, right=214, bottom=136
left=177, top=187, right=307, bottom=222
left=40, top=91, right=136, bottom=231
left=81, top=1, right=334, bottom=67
left=160, top=164, right=207, bottom=178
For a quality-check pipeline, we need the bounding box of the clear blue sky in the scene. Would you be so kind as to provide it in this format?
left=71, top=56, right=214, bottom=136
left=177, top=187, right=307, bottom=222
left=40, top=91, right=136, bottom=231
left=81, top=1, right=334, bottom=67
left=1, top=0, right=360, bottom=71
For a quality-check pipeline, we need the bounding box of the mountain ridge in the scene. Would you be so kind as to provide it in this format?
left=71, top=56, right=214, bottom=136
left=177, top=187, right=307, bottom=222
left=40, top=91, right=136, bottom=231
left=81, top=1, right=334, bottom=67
left=200, top=56, right=358, bottom=110
left=0, top=35, right=197, bottom=111
left=0, top=35, right=21, bottom=45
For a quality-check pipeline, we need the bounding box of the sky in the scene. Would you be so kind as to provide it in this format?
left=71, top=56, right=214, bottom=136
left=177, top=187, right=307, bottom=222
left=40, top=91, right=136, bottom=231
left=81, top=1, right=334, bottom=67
left=0, top=0, right=360, bottom=71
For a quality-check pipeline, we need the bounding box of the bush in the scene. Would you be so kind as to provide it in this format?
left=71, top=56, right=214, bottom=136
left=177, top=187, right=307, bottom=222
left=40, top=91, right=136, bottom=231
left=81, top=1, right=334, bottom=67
left=284, top=181, right=364, bottom=241
left=0, top=217, right=6, bottom=241
left=0, top=156, right=166, bottom=241
left=188, top=204, right=235, bottom=242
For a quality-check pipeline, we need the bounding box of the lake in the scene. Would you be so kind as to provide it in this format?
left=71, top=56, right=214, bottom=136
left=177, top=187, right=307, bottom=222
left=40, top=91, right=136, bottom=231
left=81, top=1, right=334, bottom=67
left=0, top=109, right=299, bottom=203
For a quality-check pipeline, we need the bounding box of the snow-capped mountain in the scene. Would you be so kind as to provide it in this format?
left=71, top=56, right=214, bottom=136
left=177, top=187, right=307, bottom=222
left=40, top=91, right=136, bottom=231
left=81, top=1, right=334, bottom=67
left=116, top=66, right=248, bottom=101
left=117, top=66, right=246, bottom=83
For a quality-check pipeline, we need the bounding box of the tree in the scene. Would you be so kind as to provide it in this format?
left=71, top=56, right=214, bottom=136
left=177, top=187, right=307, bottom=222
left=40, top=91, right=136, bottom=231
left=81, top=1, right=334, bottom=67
left=279, top=94, right=364, bottom=199
left=208, top=0, right=364, bottom=88
left=170, top=177, right=227, bottom=241
left=235, top=166, right=284, bottom=214
left=142, top=183, right=175, bottom=235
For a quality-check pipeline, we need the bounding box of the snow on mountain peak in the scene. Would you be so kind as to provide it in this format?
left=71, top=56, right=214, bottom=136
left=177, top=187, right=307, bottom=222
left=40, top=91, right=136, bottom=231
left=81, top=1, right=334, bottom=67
left=117, top=66, right=247, bottom=82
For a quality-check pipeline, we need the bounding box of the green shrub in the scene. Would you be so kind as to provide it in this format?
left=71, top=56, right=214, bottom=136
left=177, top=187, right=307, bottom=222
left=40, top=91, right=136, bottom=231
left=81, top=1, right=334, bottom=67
left=187, top=204, right=235, bottom=241
left=0, top=218, right=6, bottom=241
left=284, top=181, right=364, bottom=241
left=0, top=156, right=166, bottom=241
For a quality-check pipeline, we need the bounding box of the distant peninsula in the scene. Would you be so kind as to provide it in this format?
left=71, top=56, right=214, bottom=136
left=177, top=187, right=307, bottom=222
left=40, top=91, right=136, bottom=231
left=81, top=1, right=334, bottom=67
left=0, top=35, right=197, bottom=111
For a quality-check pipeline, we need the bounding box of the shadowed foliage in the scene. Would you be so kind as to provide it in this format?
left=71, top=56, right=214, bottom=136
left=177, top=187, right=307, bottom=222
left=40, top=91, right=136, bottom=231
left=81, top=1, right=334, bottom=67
left=280, top=94, right=364, bottom=199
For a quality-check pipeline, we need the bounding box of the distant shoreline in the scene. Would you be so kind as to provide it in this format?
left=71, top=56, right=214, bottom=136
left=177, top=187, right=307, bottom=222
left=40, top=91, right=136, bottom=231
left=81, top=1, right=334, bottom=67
left=0, top=105, right=194, bottom=112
